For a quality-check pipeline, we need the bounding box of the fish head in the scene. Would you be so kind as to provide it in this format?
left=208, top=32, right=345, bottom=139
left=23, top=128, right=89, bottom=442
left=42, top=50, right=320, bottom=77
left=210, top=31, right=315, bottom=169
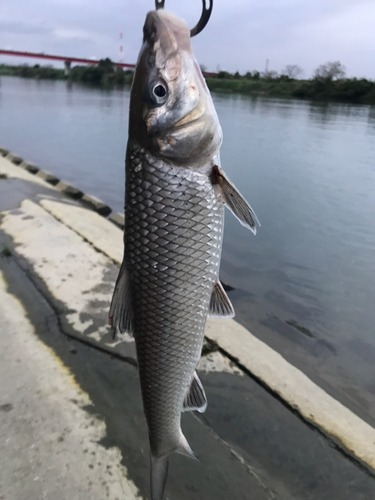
left=129, top=9, right=222, bottom=167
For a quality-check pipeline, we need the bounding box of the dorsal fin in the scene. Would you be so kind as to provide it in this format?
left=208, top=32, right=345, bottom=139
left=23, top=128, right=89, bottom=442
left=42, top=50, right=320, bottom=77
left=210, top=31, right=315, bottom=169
left=208, top=281, right=235, bottom=318
left=211, top=164, right=260, bottom=234
left=183, top=371, right=207, bottom=413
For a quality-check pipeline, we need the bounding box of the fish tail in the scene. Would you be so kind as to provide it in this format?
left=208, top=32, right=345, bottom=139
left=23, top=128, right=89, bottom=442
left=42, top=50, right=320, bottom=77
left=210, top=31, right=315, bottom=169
left=150, top=433, right=199, bottom=499
left=150, top=453, right=169, bottom=500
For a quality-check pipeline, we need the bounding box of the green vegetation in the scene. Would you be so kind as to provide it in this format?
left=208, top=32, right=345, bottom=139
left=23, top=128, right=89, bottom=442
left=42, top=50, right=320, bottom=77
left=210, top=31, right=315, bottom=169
left=69, top=58, right=133, bottom=86
left=1, top=59, right=375, bottom=104
left=207, top=62, right=375, bottom=105
left=0, top=173, right=8, bottom=179
left=0, top=244, right=11, bottom=257
left=0, top=58, right=133, bottom=87
left=0, top=63, right=65, bottom=79
left=206, top=75, right=375, bottom=105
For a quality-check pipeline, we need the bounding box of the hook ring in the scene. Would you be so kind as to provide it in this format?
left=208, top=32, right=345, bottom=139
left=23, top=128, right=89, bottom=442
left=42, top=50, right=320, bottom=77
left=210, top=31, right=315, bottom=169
left=154, top=0, right=213, bottom=37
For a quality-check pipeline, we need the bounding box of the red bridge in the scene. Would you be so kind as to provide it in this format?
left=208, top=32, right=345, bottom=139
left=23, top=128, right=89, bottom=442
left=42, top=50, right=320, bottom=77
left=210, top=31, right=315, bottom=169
left=0, top=48, right=215, bottom=77
left=0, top=49, right=136, bottom=70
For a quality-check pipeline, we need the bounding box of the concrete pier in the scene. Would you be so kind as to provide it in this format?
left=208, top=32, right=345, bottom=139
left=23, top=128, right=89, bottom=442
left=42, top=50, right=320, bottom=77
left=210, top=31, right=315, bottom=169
left=64, top=60, right=71, bottom=76
left=0, top=152, right=375, bottom=500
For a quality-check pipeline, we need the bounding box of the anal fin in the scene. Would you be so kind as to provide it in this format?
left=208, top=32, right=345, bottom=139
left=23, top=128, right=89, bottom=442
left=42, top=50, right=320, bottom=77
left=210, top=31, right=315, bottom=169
left=183, top=371, right=207, bottom=413
left=212, top=164, right=260, bottom=234
left=208, top=281, right=235, bottom=319
left=109, top=260, right=133, bottom=339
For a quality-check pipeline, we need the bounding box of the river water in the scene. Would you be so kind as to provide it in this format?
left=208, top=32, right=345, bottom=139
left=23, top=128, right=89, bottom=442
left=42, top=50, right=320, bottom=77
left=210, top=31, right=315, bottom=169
left=1, top=76, right=374, bottom=423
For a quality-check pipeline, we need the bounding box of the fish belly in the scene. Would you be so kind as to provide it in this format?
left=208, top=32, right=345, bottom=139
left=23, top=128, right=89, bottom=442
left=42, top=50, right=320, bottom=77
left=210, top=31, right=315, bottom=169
left=125, top=144, right=223, bottom=456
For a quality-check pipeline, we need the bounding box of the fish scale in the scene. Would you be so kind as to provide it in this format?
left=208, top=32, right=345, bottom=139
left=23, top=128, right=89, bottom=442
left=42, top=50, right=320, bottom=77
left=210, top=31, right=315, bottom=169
left=125, top=144, right=223, bottom=454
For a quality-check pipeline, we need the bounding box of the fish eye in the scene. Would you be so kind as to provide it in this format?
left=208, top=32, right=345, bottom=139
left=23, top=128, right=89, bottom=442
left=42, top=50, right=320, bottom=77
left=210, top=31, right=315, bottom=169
left=148, top=81, right=168, bottom=106
left=153, top=84, right=166, bottom=98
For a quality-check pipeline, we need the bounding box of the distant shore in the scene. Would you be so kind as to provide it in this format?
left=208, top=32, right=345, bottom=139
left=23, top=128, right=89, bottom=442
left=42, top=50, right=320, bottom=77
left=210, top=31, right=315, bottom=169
left=1, top=60, right=375, bottom=105
left=206, top=75, right=375, bottom=105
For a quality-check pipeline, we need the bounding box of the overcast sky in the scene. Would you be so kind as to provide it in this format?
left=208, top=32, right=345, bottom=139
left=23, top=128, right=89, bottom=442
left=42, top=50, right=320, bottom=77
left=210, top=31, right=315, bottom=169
left=1, top=0, right=375, bottom=79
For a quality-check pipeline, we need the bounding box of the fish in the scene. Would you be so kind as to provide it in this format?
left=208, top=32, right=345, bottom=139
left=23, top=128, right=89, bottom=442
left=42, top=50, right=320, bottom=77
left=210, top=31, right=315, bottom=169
left=109, top=7, right=259, bottom=500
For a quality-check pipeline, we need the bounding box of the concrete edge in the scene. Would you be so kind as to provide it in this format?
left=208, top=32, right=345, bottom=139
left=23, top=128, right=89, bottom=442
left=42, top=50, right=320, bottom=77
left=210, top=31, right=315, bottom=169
left=205, top=326, right=375, bottom=473
left=36, top=169, right=60, bottom=185
left=6, top=152, right=23, bottom=165
left=0, top=147, right=9, bottom=157
left=109, top=212, right=125, bottom=229
left=56, top=180, right=84, bottom=199
left=81, top=193, right=112, bottom=216
left=0, top=148, right=115, bottom=223
left=1, top=146, right=375, bottom=474
left=19, top=160, right=39, bottom=174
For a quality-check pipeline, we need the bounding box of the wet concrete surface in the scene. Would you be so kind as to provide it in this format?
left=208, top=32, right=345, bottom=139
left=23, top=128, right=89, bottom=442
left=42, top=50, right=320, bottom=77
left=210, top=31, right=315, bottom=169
left=197, top=370, right=374, bottom=500
left=1, top=181, right=375, bottom=499
left=229, top=290, right=375, bottom=429
left=0, top=177, right=67, bottom=212
left=0, top=249, right=269, bottom=500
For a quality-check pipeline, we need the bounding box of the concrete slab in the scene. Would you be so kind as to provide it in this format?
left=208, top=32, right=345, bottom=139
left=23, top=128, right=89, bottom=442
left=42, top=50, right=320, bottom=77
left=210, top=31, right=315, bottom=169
left=39, top=198, right=123, bottom=264
left=1, top=199, right=135, bottom=362
left=56, top=180, right=84, bottom=199
left=196, top=367, right=375, bottom=500
left=205, top=318, right=375, bottom=471
left=109, top=212, right=125, bottom=229
left=0, top=177, right=64, bottom=213
left=0, top=254, right=277, bottom=500
left=0, top=271, right=141, bottom=500
left=36, top=169, right=60, bottom=185
left=1, top=148, right=375, bottom=480
left=81, top=193, right=112, bottom=216
left=0, top=154, right=54, bottom=188
left=5, top=152, right=23, bottom=165
left=1, top=246, right=375, bottom=500
left=19, top=160, right=39, bottom=174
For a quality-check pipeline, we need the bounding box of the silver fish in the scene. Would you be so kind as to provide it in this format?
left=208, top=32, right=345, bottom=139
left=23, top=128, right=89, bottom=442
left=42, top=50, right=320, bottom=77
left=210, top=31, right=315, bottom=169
left=110, top=8, right=259, bottom=500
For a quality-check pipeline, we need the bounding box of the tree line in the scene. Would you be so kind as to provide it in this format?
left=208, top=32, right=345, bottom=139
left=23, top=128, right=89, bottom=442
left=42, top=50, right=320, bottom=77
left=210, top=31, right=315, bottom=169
left=207, top=61, right=375, bottom=104
left=1, top=59, right=374, bottom=105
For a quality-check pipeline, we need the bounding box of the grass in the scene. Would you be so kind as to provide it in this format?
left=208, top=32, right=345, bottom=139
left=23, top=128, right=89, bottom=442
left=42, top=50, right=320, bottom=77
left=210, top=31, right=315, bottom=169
left=0, top=244, right=11, bottom=257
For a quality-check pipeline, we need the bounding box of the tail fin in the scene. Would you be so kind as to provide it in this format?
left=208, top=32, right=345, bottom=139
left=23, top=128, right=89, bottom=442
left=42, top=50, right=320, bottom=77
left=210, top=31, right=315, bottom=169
left=150, top=433, right=198, bottom=499
left=150, top=454, right=169, bottom=500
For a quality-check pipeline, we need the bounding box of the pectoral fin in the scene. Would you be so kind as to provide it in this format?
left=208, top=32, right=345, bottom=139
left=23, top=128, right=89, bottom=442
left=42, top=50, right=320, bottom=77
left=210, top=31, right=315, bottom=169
left=109, top=260, right=133, bottom=339
left=212, top=165, right=260, bottom=234
left=208, top=281, right=235, bottom=318
left=183, top=371, right=207, bottom=413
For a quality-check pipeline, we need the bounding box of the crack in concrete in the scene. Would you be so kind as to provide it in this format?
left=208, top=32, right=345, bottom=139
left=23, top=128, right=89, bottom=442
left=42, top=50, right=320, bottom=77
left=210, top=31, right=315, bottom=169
left=191, top=413, right=278, bottom=500
left=213, top=343, right=375, bottom=479
left=1, top=242, right=281, bottom=498
left=8, top=248, right=137, bottom=367
left=2, top=222, right=374, bottom=482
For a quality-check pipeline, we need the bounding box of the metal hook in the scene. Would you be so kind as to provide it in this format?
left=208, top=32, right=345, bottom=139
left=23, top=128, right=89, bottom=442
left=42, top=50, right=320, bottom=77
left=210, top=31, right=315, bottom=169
left=190, top=0, right=213, bottom=37
left=154, top=0, right=213, bottom=37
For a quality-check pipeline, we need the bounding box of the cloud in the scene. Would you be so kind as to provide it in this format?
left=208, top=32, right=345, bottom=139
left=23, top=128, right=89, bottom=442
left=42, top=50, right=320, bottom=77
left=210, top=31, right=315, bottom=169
left=0, top=0, right=374, bottom=78
left=52, top=28, right=94, bottom=42
left=0, top=20, right=51, bottom=36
